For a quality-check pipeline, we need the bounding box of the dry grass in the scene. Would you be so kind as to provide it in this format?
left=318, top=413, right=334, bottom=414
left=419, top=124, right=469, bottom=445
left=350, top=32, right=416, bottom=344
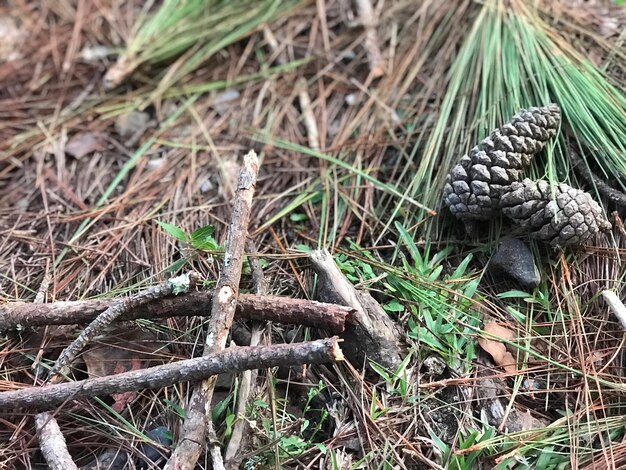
left=2, top=0, right=626, bottom=468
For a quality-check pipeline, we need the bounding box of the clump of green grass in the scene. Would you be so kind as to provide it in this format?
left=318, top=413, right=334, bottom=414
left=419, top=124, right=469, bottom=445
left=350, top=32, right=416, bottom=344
left=104, top=0, right=302, bottom=97
left=400, top=0, right=626, bottom=240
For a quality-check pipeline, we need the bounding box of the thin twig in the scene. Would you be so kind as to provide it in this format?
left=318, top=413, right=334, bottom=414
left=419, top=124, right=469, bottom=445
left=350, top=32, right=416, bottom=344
left=262, top=26, right=286, bottom=65
left=0, top=338, right=344, bottom=410
left=602, top=290, right=626, bottom=329
left=208, top=420, right=227, bottom=470
left=46, top=272, right=197, bottom=382
left=246, top=239, right=268, bottom=297
left=166, top=150, right=259, bottom=470
left=0, top=292, right=351, bottom=334
left=297, top=77, right=320, bottom=152
left=224, top=241, right=266, bottom=466
left=354, top=0, right=385, bottom=78
left=32, top=273, right=78, bottom=470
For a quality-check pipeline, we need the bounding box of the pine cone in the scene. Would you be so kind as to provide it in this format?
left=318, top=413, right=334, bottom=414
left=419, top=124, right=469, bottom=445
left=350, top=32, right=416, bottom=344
left=443, top=104, right=561, bottom=230
left=500, top=179, right=612, bottom=247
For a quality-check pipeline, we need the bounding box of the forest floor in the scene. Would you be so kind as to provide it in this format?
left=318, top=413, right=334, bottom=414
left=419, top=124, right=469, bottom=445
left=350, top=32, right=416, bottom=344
left=2, top=1, right=626, bottom=469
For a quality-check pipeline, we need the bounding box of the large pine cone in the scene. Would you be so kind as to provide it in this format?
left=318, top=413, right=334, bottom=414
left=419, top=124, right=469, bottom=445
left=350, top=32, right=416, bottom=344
left=443, top=104, right=561, bottom=230
left=500, top=179, right=612, bottom=247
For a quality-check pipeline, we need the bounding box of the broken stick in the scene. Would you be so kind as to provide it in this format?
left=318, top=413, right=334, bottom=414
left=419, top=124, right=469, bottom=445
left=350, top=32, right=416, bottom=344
left=46, top=273, right=197, bottom=381
left=310, top=249, right=402, bottom=371
left=32, top=273, right=79, bottom=470
left=165, top=150, right=257, bottom=470
left=354, top=0, right=385, bottom=78
left=0, top=292, right=350, bottom=334
left=0, top=338, right=344, bottom=410
left=224, top=240, right=266, bottom=466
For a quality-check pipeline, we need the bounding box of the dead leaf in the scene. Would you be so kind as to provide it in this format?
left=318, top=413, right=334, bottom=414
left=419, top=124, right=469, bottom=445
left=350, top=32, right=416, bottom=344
left=65, top=132, right=102, bottom=159
left=478, top=322, right=518, bottom=375
left=83, top=328, right=169, bottom=411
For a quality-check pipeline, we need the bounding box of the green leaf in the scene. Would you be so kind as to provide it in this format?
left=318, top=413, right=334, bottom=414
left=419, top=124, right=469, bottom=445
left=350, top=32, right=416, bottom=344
left=315, top=443, right=327, bottom=454
left=497, top=289, right=533, bottom=299
left=224, top=413, right=235, bottom=439
left=289, top=212, right=309, bottom=222
left=395, top=221, right=422, bottom=266
left=535, top=446, right=557, bottom=468
left=383, top=300, right=404, bottom=313
left=164, top=399, right=187, bottom=419
left=165, top=257, right=189, bottom=274
left=369, top=361, right=392, bottom=382
left=156, top=220, right=188, bottom=242
left=452, top=254, right=474, bottom=278
left=191, top=224, right=214, bottom=240
left=190, top=224, right=219, bottom=250
left=212, top=395, right=232, bottom=421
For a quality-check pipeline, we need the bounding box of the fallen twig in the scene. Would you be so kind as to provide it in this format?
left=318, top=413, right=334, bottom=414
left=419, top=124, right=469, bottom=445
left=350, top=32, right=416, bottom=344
left=32, top=273, right=78, bottom=470
left=602, top=290, right=626, bottom=329
left=310, top=249, right=402, bottom=370
left=0, top=292, right=351, bottom=334
left=35, top=413, right=77, bottom=470
left=224, top=241, right=266, bottom=467
left=0, top=338, right=343, bottom=410
left=296, top=77, right=320, bottom=152
left=166, top=150, right=258, bottom=470
left=354, top=0, right=385, bottom=78
left=46, top=273, right=197, bottom=381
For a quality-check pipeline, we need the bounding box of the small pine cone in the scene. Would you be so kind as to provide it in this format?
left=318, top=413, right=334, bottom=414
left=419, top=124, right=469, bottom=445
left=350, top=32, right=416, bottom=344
left=443, top=104, right=561, bottom=228
left=500, top=178, right=612, bottom=247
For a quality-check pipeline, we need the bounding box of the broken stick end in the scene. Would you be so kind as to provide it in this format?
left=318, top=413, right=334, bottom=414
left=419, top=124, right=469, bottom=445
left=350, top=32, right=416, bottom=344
left=331, top=337, right=345, bottom=361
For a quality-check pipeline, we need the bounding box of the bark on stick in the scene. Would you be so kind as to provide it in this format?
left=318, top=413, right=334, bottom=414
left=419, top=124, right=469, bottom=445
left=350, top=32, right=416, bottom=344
left=224, top=240, right=266, bottom=467
left=32, top=273, right=79, bottom=470
left=166, top=150, right=258, bottom=470
left=0, top=338, right=344, bottom=410
left=310, top=249, right=402, bottom=371
left=0, top=292, right=350, bottom=334
left=47, top=273, right=195, bottom=381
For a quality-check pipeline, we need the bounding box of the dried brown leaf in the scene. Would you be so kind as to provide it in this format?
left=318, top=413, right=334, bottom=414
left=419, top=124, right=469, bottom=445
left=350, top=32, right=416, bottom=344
left=478, top=322, right=518, bottom=375
left=83, top=328, right=169, bottom=411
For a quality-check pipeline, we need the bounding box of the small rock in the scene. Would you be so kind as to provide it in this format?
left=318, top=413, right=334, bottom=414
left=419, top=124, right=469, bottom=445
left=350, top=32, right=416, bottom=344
left=65, top=132, right=102, bottom=159
left=213, top=89, right=241, bottom=114
left=199, top=176, right=214, bottom=193
left=147, top=157, right=166, bottom=170
left=115, top=111, right=152, bottom=139
left=80, top=44, right=115, bottom=62
left=345, top=94, right=358, bottom=106
left=82, top=448, right=128, bottom=470
left=488, top=239, right=540, bottom=289
left=138, top=426, right=172, bottom=466
left=421, top=355, right=447, bottom=379
left=0, top=17, right=26, bottom=62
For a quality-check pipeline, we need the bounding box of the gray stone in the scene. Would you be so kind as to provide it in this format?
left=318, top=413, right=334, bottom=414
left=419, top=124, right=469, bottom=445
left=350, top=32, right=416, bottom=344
left=488, top=239, right=540, bottom=289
